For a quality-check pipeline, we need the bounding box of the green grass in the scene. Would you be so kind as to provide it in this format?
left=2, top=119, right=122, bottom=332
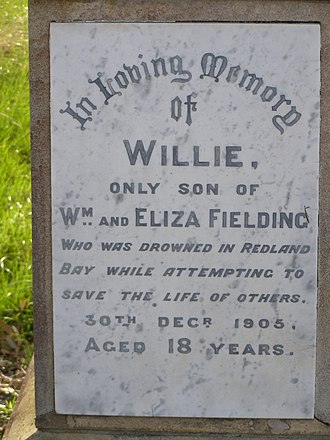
left=0, top=0, right=32, bottom=434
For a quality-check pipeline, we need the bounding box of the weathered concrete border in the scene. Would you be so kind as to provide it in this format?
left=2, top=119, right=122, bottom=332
left=29, top=0, right=330, bottom=436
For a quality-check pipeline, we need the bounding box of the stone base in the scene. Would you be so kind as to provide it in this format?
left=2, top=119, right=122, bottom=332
left=3, top=358, right=330, bottom=440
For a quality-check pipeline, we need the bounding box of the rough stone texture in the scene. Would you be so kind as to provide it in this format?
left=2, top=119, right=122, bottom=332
left=267, top=419, right=290, bottom=434
left=3, top=358, right=36, bottom=440
left=29, top=0, right=330, bottom=436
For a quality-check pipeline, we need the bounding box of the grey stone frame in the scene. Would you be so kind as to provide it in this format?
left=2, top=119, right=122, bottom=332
left=29, top=0, right=330, bottom=436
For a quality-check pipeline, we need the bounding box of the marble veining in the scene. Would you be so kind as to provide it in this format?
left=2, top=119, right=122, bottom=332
left=50, top=23, right=320, bottom=418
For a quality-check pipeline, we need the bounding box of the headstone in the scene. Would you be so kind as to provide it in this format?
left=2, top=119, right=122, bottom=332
left=29, top=1, right=330, bottom=438
left=51, top=22, right=319, bottom=419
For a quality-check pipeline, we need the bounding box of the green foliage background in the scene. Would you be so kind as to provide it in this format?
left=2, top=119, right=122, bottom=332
left=0, top=0, right=32, bottom=434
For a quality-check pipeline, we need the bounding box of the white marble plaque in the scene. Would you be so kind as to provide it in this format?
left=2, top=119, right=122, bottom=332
left=50, top=23, right=320, bottom=418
